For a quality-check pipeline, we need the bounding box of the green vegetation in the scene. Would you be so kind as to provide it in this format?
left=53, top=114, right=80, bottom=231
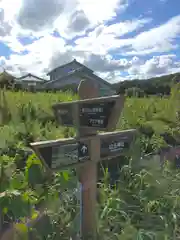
left=114, top=72, right=180, bottom=96
left=0, top=84, right=180, bottom=239
left=0, top=71, right=15, bottom=89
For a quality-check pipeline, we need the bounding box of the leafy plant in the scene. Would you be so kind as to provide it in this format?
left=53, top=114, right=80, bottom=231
left=1, top=85, right=180, bottom=239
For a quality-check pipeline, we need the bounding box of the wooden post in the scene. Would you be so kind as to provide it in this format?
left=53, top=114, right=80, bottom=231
left=77, top=79, right=99, bottom=239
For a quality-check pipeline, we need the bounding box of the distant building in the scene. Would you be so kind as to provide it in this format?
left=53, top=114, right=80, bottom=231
left=43, top=59, right=115, bottom=96
left=14, top=73, right=47, bottom=91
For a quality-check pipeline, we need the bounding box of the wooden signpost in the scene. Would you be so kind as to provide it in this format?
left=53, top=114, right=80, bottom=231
left=30, top=79, right=137, bottom=239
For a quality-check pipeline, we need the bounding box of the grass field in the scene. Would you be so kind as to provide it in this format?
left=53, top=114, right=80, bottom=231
left=1, top=85, right=180, bottom=239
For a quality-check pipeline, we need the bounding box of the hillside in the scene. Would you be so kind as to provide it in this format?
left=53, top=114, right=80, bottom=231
left=113, top=72, right=180, bottom=95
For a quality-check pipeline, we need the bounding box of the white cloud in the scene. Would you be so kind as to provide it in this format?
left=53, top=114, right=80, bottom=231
left=54, top=0, right=128, bottom=39
left=126, top=15, right=180, bottom=55
left=127, top=54, right=179, bottom=80
left=3, top=0, right=128, bottom=39
left=83, top=54, right=131, bottom=72
left=2, top=35, right=67, bottom=77
left=95, top=55, right=180, bottom=82
left=0, top=0, right=21, bottom=22
left=76, top=0, right=127, bottom=24
left=75, top=15, right=180, bottom=56
left=16, top=0, right=66, bottom=32
left=0, top=0, right=180, bottom=82
left=74, top=18, right=150, bottom=54
left=2, top=35, right=25, bottom=53
left=0, top=8, right=12, bottom=37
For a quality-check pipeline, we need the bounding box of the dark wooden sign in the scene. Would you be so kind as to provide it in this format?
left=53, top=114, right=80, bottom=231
left=30, top=138, right=90, bottom=171
left=99, top=129, right=136, bottom=159
left=79, top=101, right=115, bottom=128
left=52, top=95, right=125, bottom=131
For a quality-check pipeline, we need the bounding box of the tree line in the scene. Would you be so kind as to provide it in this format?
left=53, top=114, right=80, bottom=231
left=113, top=73, right=180, bottom=97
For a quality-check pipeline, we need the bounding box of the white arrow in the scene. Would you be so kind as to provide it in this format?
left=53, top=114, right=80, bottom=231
left=81, top=145, right=87, bottom=154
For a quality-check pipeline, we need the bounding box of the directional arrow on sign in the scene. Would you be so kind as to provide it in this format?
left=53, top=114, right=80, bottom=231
left=81, top=145, right=87, bottom=154
left=78, top=143, right=89, bottom=161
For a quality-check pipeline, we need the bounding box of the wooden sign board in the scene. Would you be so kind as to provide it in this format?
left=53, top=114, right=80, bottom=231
left=79, top=101, right=115, bottom=128
left=30, top=129, right=136, bottom=171
left=52, top=95, right=125, bottom=131
left=30, top=138, right=91, bottom=171
left=160, top=146, right=180, bottom=168
left=99, top=129, right=136, bottom=160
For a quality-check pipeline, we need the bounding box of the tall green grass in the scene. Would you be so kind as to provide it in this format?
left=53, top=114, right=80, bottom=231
left=0, top=84, right=180, bottom=239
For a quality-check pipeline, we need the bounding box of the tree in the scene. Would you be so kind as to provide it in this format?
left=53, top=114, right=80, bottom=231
left=0, top=71, right=15, bottom=89
left=125, top=87, right=145, bottom=97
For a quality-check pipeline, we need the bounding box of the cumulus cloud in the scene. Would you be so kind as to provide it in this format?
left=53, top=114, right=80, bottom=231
left=13, top=0, right=128, bottom=39
left=55, top=0, right=128, bottom=39
left=127, top=54, right=179, bottom=80
left=74, top=18, right=150, bottom=54
left=75, top=15, right=180, bottom=56
left=67, top=10, right=90, bottom=32
left=3, top=35, right=67, bottom=77
left=76, top=0, right=127, bottom=24
left=16, top=0, right=66, bottom=31
left=0, top=9, right=12, bottom=37
left=83, top=54, right=131, bottom=72
left=124, top=15, right=180, bottom=55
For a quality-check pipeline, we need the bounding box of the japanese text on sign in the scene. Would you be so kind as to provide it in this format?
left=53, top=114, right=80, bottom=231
left=109, top=141, right=125, bottom=151
left=89, top=119, right=104, bottom=125
left=81, top=107, right=104, bottom=113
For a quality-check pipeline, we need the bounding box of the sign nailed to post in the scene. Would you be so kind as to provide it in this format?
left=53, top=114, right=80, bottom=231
left=100, top=130, right=136, bottom=160
left=52, top=95, right=125, bottom=131
left=79, top=101, right=115, bottom=128
left=30, top=138, right=91, bottom=171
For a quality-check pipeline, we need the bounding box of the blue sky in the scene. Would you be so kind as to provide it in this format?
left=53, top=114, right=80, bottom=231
left=0, top=0, right=180, bottom=82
